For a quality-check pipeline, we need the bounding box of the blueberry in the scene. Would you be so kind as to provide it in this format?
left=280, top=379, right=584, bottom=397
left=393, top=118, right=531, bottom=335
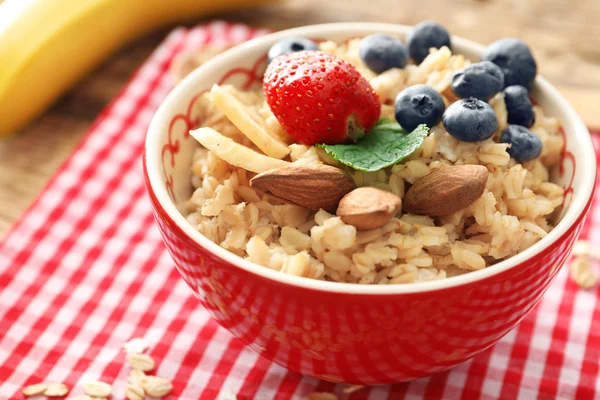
left=406, top=21, right=451, bottom=64
left=481, top=38, right=537, bottom=88
left=359, top=34, right=409, bottom=73
left=503, top=85, right=535, bottom=128
left=450, top=61, right=504, bottom=101
left=267, top=37, right=318, bottom=64
left=500, top=125, right=542, bottom=162
left=442, top=98, right=498, bottom=142
left=394, top=84, right=445, bottom=131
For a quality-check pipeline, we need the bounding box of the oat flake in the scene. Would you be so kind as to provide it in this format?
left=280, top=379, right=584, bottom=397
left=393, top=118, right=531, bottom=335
left=129, top=369, right=148, bottom=387
left=570, top=256, right=598, bottom=289
left=144, top=376, right=173, bottom=397
left=573, top=240, right=590, bottom=256
left=217, top=391, right=238, bottom=400
left=123, top=337, right=149, bottom=354
left=125, top=384, right=145, bottom=400
left=22, top=383, right=47, bottom=396
left=127, top=352, right=155, bottom=371
left=83, top=381, right=112, bottom=397
left=44, top=382, right=69, bottom=397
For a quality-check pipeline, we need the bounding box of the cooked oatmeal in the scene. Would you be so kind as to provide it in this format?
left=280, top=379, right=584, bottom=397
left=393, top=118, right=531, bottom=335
left=181, top=35, right=565, bottom=284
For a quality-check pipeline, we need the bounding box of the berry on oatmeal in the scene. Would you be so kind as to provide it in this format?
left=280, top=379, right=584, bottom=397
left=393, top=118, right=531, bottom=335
left=450, top=61, right=504, bottom=101
left=394, top=84, right=444, bottom=131
left=442, top=97, right=498, bottom=142
left=503, top=85, right=535, bottom=128
left=358, top=33, right=409, bottom=73
left=481, top=38, right=537, bottom=88
left=406, top=21, right=451, bottom=64
left=267, top=37, right=318, bottom=64
left=500, top=124, right=542, bottom=161
left=263, top=50, right=380, bottom=145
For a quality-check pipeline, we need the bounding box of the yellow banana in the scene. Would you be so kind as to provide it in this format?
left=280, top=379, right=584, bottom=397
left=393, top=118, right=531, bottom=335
left=0, top=0, right=275, bottom=137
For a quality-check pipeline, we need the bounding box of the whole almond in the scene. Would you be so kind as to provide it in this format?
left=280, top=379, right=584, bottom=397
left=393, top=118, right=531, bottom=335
left=250, top=164, right=355, bottom=212
left=336, top=187, right=402, bottom=230
left=403, top=165, right=489, bottom=216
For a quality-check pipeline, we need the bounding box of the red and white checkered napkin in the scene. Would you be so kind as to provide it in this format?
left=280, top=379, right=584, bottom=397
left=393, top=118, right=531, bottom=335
left=1, top=21, right=600, bottom=400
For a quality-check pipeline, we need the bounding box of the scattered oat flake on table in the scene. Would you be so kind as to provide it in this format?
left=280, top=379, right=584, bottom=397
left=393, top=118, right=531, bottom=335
left=143, top=376, right=172, bottom=397
left=44, top=382, right=69, bottom=397
left=123, top=337, right=149, bottom=354
left=127, top=352, right=155, bottom=371
left=570, top=256, right=598, bottom=289
left=129, top=369, right=148, bottom=387
left=573, top=240, right=600, bottom=260
left=125, top=384, right=145, bottom=400
left=573, top=240, right=590, bottom=256
left=83, top=381, right=112, bottom=398
left=70, top=396, right=92, bottom=400
left=22, top=383, right=47, bottom=396
left=307, top=393, right=338, bottom=400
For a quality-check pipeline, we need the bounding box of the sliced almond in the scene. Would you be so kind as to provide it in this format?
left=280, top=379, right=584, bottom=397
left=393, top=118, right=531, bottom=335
left=44, top=383, right=69, bottom=397
left=127, top=353, right=155, bottom=372
left=144, top=376, right=172, bottom=397
left=250, top=164, right=356, bottom=212
left=211, top=84, right=290, bottom=159
left=336, top=187, right=401, bottom=230
left=22, top=383, right=47, bottom=396
left=83, top=381, right=112, bottom=397
left=125, top=384, right=145, bottom=400
left=403, top=165, right=489, bottom=216
left=190, top=127, right=289, bottom=173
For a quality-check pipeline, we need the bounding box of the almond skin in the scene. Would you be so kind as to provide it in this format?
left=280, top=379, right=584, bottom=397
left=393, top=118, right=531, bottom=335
left=250, top=164, right=355, bottom=212
left=336, top=187, right=402, bottom=230
left=403, top=165, right=489, bottom=216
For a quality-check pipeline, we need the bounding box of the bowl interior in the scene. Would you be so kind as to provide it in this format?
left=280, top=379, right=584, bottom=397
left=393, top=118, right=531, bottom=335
left=146, top=23, right=596, bottom=294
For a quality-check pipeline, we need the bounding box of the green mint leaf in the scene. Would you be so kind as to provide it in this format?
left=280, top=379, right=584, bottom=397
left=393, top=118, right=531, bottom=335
left=317, top=121, right=429, bottom=172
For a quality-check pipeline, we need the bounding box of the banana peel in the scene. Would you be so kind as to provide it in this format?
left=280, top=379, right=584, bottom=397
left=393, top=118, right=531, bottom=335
left=0, top=0, right=275, bottom=138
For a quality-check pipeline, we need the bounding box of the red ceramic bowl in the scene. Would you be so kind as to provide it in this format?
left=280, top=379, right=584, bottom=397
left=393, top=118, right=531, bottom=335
left=144, top=23, right=596, bottom=384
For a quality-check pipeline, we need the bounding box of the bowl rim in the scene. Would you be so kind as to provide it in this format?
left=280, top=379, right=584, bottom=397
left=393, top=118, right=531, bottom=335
left=145, top=22, right=597, bottom=294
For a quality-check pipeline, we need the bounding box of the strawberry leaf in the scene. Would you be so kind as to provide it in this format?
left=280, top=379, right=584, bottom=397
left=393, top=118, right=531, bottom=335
left=317, top=120, right=429, bottom=172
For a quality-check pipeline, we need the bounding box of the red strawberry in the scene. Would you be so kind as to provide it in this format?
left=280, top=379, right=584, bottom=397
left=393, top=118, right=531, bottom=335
left=263, top=50, right=381, bottom=145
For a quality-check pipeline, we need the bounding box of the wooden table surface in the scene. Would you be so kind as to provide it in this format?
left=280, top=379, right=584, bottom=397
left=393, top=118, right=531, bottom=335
left=1, top=0, right=599, bottom=234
